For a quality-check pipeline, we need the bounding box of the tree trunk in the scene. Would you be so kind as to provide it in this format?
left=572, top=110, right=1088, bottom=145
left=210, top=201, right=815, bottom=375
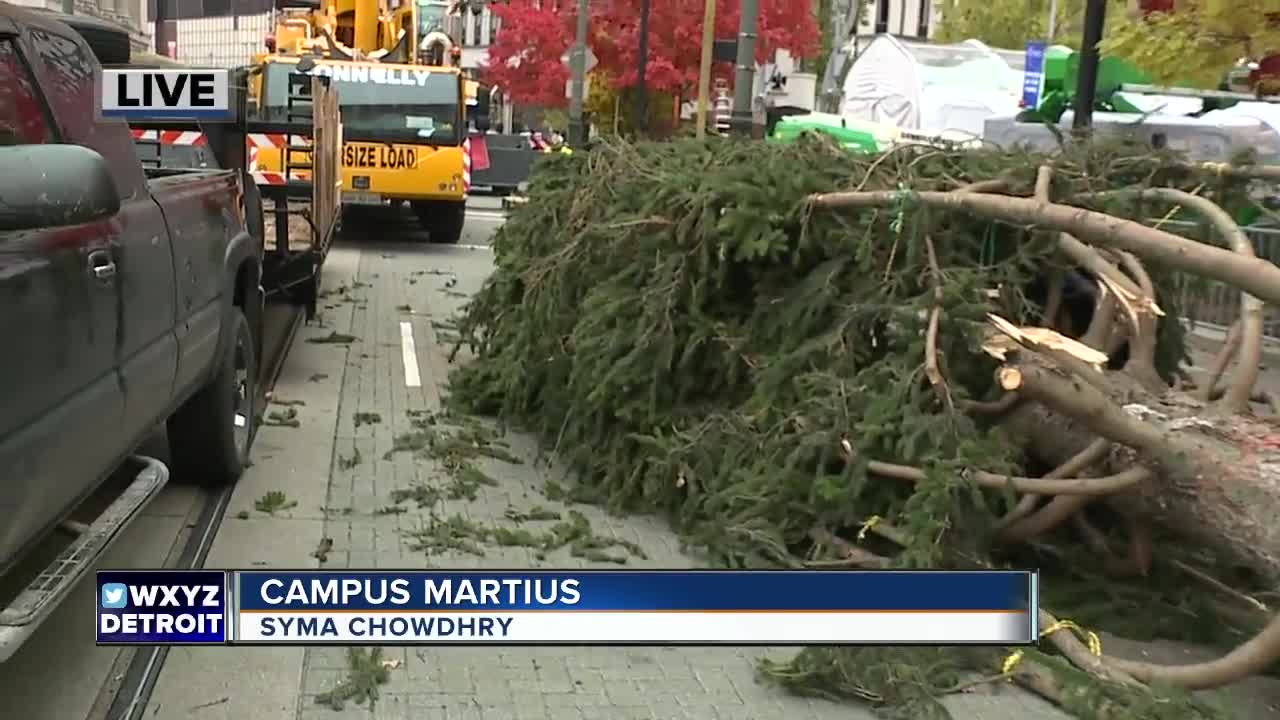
left=999, top=356, right=1280, bottom=586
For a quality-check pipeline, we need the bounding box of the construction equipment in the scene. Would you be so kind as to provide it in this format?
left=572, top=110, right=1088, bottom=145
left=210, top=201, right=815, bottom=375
left=248, top=0, right=483, bottom=244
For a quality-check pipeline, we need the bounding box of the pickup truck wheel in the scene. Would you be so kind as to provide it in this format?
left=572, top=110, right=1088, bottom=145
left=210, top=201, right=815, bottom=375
left=430, top=201, right=466, bottom=244
left=167, top=309, right=257, bottom=487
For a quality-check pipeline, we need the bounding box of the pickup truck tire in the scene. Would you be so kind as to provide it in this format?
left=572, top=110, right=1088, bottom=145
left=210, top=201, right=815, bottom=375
left=167, top=308, right=257, bottom=487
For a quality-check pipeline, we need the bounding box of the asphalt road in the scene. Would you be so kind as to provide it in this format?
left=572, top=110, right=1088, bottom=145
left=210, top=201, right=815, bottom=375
left=0, top=194, right=506, bottom=720
left=339, top=195, right=507, bottom=249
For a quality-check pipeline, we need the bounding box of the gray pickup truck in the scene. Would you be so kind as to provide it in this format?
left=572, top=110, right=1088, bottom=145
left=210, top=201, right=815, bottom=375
left=0, top=2, right=265, bottom=658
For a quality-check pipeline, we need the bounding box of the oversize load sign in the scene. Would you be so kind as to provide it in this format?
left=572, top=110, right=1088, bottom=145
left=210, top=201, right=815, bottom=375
left=99, top=69, right=233, bottom=121
left=96, top=570, right=228, bottom=644
left=343, top=144, right=419, bottom=169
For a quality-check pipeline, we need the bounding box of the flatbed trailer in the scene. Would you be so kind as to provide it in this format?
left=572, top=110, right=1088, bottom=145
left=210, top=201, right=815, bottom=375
left=124, top=63, right=343, bottom=319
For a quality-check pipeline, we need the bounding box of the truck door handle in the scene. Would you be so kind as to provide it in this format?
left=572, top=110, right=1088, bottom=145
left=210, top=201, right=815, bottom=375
left=88, top=250, right=116, bottom=281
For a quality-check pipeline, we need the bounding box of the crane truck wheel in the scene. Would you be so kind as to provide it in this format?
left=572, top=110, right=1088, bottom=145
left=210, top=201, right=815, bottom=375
left=412, top=201, right=466, bottom=244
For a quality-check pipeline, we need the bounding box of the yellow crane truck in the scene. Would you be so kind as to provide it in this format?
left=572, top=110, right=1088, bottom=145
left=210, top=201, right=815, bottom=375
left=249, top=0, right=476, bottom=243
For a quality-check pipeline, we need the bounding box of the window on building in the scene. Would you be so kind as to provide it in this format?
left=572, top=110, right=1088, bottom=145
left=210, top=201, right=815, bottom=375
left=203, top=0, right=231, bottom=17
left=470, top=8, right=483, bottom=46
left=874, top=0, right=889, bottom=33
left=0, top=40, right=57, bottom=146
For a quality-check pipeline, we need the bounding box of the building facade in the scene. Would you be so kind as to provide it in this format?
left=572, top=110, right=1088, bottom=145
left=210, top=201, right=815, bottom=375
left=449, top=1, right=497, bottom=73
left=7, top=0, right=501, bottom=70
left=857, top=0, right=940, bottom=40
left=144, top=0, right=273, bottom=67
left=138, top=0, right=500, bottom=70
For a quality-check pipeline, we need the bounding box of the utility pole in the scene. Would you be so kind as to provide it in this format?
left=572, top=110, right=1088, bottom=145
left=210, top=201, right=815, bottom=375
left=730, top=0, right=759, bottom=135
left=695, top=0, right=716, bottom=139
left=1047, top=0, right=1057, bottom=41
left=568, top=0, right=590, bottom=146
left=635, top=0, right=651, bottom=134
left=1072, top=0, right=1107, bottom=130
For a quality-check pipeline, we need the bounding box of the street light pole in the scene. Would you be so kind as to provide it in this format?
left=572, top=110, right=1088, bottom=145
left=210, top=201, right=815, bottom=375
left=730, top=0, right=759, bottom=135
left=695, top=0, right=716, bottom=139
left=568, top=0, right=590, bottom=146
left=635, top=0, right=651, bottom=134
left=1072, top=0, right=1107, bottom=130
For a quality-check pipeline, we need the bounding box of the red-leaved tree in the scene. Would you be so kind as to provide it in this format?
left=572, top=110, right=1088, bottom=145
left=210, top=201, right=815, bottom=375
left=482, top=0, right=819, bottom=108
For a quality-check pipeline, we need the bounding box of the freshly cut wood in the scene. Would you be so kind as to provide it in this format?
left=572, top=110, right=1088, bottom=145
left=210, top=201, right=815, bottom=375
left=1005, top=355, right=1280, bottom=586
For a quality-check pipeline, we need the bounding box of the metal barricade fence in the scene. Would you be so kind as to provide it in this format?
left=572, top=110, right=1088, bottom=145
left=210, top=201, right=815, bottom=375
left=1155, top=219, right=1280, bottom=339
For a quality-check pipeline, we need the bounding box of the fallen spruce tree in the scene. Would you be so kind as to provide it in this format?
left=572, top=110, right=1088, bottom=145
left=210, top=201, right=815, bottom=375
left=445, top=134, right=1280, bottom=719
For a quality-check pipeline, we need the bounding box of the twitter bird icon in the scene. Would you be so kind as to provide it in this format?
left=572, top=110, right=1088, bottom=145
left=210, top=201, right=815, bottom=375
left=101, top=583, right=128, bottom=609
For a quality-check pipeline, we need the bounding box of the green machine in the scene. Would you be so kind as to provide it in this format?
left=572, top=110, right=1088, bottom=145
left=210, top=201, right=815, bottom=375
left=1006, top=47, right=1273, bottom=225
left=768, top=112, right=885, bottom=152
left=1021, top=46, right=1153, bottom=122
left=1023, top=46, right=1254, bottom=123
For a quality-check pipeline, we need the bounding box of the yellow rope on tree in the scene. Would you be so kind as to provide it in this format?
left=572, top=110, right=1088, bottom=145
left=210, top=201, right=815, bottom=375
left=999, top=617, right=1102, bottom=678
left=857, top=515, right=881, bottom=541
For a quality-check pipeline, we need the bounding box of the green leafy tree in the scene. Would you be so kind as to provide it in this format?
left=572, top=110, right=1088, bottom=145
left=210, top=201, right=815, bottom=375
left=935, top=0, right=1083, bottom=48
left=934, top=0, right=1129, bottom=51
left=1103, top=0, right=1280, bottom=89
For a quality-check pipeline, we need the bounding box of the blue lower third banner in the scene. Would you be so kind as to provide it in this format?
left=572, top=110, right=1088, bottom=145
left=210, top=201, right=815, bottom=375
left=96, top=570, right=228, bottom=644
left=227, top=570, right=1037, bottom=645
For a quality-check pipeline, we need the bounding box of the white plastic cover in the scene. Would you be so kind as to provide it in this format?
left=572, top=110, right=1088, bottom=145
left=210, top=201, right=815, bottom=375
left=983, top=110, right=1280, bottom=165
left=1112, top=92, right=1203, bottom=116
left=842, top=37, right=920, bottom=128
left=1202, top=101, right=1280, bottom=141
left=840, top=36, right=1024, bottom=137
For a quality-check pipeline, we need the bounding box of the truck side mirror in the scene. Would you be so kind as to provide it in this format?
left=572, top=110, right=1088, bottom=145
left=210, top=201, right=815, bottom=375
left=0, top=145, right=120, bottom=232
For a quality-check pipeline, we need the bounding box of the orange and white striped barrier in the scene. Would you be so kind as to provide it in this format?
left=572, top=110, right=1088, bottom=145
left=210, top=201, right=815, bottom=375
left=131, top=129, right=209, bottom=145
left=246, top=133, right=313, bottom=186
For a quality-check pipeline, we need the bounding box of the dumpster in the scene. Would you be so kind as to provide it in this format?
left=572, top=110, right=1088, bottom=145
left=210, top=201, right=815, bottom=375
left=471, top=133, right=540, bottom=194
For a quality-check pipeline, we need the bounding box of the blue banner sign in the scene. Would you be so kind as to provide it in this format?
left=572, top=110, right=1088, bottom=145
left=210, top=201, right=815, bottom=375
left=1023, top=40, right=1048, bottom=109
left=235, top=570, right=1032, bottom=612
left=95, top=569, right=1038, bottom=646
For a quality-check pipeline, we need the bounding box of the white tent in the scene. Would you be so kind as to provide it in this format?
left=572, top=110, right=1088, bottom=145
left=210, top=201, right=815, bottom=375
left=840, top=35, right=1024, bottom=141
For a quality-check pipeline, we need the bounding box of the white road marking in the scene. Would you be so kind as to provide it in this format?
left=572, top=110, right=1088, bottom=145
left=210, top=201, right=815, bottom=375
left=457, top=244, right=494, bottom=251
left=467, top=212, right=507, bottom=222
left=400, top=321, right=422, bottom=387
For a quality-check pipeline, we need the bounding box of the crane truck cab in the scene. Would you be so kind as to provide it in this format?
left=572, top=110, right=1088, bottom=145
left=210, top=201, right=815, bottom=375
left=249, top=0, right=472, bottom=244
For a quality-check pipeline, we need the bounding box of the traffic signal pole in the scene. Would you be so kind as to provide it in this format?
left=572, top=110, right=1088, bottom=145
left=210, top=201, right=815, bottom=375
left=730, top=0, right=758, bottom=135
left=568, top=0, right=590, bottom=145
left=1072, top=0, right=1107, bottom=130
